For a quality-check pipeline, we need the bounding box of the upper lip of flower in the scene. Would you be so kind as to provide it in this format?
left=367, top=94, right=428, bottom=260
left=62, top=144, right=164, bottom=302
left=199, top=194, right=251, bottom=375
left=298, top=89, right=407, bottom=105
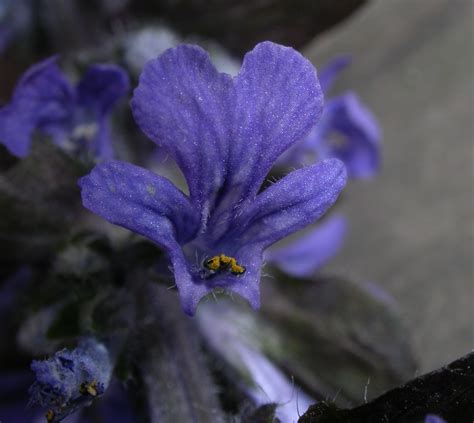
left=79, top=41, right=347, bottom=315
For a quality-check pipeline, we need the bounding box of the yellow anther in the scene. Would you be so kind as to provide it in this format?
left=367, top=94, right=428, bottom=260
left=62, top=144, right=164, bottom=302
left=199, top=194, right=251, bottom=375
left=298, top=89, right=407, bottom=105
left=205, top=256, right=221, bottom=271
left=230, top=262, right=246, bottom=275
left=45, top=410, right=55, bottom=423
left=80, top=380, right=99, bottom=397
left=203, top=254, right=246, bottom=276
left=219, top=254, right=232, bottom=265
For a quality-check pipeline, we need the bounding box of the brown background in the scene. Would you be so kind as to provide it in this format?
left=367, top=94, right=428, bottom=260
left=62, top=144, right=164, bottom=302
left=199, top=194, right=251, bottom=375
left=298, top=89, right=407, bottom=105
left=304, top=0, right=473, bottom=372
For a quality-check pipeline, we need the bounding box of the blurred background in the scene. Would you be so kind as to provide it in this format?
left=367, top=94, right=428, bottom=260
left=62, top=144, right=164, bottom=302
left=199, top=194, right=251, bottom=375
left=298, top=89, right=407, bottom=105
left=0, top=0, right=472, bottom=381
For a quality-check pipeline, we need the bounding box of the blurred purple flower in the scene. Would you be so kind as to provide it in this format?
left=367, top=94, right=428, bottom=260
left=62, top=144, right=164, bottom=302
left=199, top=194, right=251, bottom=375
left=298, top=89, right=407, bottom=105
left=0, top=0, right=32, bottom=54
left=279, top=55, right=381, bottom=179
left=79, top=42, right=347, bottom=315
left=268, top=56, right=380, bottom=278
left=0, top=57, right=129, bottom=159
left=198, top=301, right=313, bottom=423
left=29, top=338, right=112, bottom=421
left=425, top=415, right=446, bottom=423
left=266, top=214, right=347, bottom=278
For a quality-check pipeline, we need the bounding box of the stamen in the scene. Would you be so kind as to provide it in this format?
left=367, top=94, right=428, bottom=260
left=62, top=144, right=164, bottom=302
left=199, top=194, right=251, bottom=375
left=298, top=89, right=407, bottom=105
left=202, top=254, right=246, bottom=276
left=80, top=380, right=99, bottom=397
left=204, top=256, right=221, bottom=271
left=46, top=409, right=55, bottom=422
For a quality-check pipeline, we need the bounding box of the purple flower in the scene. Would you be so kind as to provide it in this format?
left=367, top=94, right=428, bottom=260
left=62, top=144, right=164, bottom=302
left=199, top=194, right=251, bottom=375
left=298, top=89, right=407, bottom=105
left=280, top=56, right=381, bottom=179
left=0, top=57, right=129, bottom=159
left=29, top=338, right=112, bottom=421
left=266, top=214, right=348, bottom=278
left=79, top=42, right=347, bottom=315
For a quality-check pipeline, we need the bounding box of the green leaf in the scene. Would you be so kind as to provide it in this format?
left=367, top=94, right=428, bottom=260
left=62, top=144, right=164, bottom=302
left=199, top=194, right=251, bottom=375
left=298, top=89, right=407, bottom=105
left=257, top=275, right=418, bottom=406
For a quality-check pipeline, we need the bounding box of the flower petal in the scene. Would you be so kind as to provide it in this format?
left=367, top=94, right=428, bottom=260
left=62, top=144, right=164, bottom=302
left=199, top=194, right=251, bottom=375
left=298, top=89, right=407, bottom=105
left=0, top=57, right=75, bottom=157
left=230, top=158, right=347, bottom=249
left=76, top=65, right=129, bottom=159
left=79, top=160, right=199, bottom=245
left=77, top=64, right=130, bottom=116
left=318, top=55, right=352, bottom=92
left=78, top=160, right=210, bottom=314
left=225, top=243, right=264, bottom=309
left=131, top=45, right=234, bottom=208
left=311, top=92, right=381, bottom=178
left=229, top=41, right=323, bottom=198
left=266, top=214, right=348, bottom=277
left=208, top=160, right=346, bottom=310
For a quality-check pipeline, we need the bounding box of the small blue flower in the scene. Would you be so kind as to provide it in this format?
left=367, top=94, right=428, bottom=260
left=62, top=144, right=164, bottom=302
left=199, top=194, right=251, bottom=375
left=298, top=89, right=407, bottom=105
left=79, top=42, right=347, bottom=315
left=280, top=55, right=381, bottom=179
left=0, top=57, right=129, bottom=159
left=29, top=338, right=112, bottom=420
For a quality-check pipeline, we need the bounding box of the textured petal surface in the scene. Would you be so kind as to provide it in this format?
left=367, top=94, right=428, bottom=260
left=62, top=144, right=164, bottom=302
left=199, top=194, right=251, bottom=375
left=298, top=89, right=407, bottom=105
left=131, top=42, right=323, bottom=213
left=0, top=57, right=74, bottom=157
left=266, top=214, right=348, bottom=277
left=318, top=55, right=352, bottom=92
left=229, top=158, right=347, bottom=249
left=200, top=160, right=346, bottom=309
left=311, top=93, right=381, bottom=178
left=229, top=41, right=323, bottom=199
left=79, top=160, right=199, bottom=244
left=79, top=160, right=211, bottom=314
left=131, top=45, right=234, bottom=210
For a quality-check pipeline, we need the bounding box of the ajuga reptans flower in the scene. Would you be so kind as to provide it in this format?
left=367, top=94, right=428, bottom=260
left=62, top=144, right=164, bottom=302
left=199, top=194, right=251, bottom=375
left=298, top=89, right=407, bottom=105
left=80, top=42, right=347, bottom=315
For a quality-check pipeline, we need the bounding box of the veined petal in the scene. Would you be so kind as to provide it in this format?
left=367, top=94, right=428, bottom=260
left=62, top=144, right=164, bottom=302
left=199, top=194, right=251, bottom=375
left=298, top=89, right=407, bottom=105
left=313, top=93, right=381, bottom=178
left=202, top=161, right=345, bottom=311
left=78, top=160, right=211, bottom=314
left=131, top=42, right=323, bottom=215
left=77, top=64, right=130, bottom=116
left=266, top=214, right=348, bottom=277
left=131, top=45, right=234, bottom=209
left=318, top=55, right=352, bottom=92
left=0, top=57, right=75, bottom=157
left=79, top=160, right=199, bottom=246
left=229, top=41, right=323, bottom=199
left=230, top=159, right=347, bottom=249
